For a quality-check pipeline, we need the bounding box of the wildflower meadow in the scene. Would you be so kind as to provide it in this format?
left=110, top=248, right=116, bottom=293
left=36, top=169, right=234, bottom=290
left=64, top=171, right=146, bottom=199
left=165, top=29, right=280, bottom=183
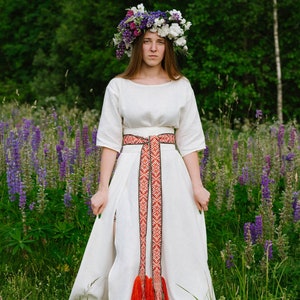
left=0, top=102, right=299, bottom=299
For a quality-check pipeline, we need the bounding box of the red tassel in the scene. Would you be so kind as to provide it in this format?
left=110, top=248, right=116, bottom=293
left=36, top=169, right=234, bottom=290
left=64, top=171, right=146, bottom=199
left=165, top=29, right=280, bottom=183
left=145, top=276, right=155, bottom=300
left=161, top=277, right=169, bottom=300
left=131, top=276, right=143, bottom=300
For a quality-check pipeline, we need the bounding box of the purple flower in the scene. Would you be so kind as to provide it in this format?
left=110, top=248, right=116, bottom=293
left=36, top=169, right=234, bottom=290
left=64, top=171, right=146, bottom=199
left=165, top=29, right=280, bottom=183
left=31, top=126, right=41, bottom=152
left=29, top=202, right=35, bottom=211
left=261, top=170, right=273, bottom=201
left=288, top=127, right=297, bottom=149
left=284, top=152, right=295, bottom=162
left=22, top=119, right=32, bottom=142
left=232, top=141, right=238, bottom=169
left=254, top=215, right=263, bottom=240
left=238, top=166, right=249, bottom=185
left=255, top=110, right=263, bottom=119
left=292, top=192, right=300, bottom=222
left=264, top=240, right=273, bottom=259
left=200, top=146, right=209, bottom=180
left=244, top=222, right=252, bottom=243
left=264, top=155, right=271, bottom=176
left=277, top=124, right=285, bottom=148
left=226, top=254, right=234, bottom=268
left=64, top=190, right=72, bottom=207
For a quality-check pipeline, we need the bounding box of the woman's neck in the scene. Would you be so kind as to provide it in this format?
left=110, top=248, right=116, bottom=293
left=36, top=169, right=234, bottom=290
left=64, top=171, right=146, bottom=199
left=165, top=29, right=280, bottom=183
left=132, top=66, right=170, bottom=85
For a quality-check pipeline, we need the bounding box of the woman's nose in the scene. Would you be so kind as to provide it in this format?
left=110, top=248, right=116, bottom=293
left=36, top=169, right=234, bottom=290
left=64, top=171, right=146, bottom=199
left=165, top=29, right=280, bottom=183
left=150, top=42, right=157, bottom=51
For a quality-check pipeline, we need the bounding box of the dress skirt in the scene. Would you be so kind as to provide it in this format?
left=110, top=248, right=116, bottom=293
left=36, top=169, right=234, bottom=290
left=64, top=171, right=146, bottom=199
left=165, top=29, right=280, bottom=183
left=69, top=127, right=215, bottom=300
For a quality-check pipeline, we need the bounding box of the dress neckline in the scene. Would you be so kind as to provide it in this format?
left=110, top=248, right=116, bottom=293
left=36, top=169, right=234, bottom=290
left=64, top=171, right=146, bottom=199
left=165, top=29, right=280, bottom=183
left=127, top=78, right=174, bottom=87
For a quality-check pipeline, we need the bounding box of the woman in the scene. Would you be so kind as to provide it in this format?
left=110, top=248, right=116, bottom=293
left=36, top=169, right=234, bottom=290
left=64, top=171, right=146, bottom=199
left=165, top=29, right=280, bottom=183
left=69, top=4, right=215, bottom=300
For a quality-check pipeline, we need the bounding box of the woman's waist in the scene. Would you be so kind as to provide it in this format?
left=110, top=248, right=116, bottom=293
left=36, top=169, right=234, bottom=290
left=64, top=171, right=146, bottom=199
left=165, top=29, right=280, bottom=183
left=123, top=126, right=174, bottom=137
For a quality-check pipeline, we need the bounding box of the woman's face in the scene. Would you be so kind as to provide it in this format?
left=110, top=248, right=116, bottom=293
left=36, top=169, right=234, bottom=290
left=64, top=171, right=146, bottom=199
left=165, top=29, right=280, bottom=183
left=142, top=31, right=166, bottom=67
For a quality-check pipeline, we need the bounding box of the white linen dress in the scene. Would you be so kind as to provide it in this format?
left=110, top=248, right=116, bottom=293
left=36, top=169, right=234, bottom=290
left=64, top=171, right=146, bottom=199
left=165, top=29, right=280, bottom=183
left=69, top=77, right=215, bottom=300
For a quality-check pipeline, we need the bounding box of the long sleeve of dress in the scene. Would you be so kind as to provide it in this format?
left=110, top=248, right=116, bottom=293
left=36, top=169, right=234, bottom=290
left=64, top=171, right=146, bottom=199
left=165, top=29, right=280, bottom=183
left=175, top=81, right=206, bottom=157
left=96, top=81, right=123, bottom=152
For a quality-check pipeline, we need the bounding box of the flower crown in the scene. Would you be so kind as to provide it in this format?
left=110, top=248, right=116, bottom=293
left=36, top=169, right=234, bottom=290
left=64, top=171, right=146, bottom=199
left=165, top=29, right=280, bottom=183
left=113, top=3, right=192, bottom=59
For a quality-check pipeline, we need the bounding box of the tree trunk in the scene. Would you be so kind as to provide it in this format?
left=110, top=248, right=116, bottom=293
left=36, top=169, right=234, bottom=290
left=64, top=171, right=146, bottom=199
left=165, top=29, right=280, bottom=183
left=273, top=0, right=283, bottom=123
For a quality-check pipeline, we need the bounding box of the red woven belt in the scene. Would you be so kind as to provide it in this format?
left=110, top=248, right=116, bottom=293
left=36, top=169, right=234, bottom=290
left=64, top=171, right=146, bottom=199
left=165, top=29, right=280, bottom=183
left=123, top=133, right=175, bottom=300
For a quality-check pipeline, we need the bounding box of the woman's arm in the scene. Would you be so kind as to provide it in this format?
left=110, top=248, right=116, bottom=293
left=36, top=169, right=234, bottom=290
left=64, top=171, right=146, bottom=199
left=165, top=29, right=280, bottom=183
left=183, top=151, right=210, bottom=211
left=91, top=147, right=118, bottom=216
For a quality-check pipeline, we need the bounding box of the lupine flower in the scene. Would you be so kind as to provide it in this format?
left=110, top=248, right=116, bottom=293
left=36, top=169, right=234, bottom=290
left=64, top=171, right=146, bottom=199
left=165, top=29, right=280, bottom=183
left=264, top=155, right=271, bottom=176
left=261, top=170, right=273, bottom=201
left=22, top=119, right=32, bottom=142
left=29, top=202, right=36, bottom=211
left=277, top=124, right=285, bottom=148
left=288, top=127, right=297, bottom=149
left=31, top=126, right=41, bottom=153
left=226, top=254, right=234, bottom=268
left=284, top=152, right=295, bottom=162
left=232, top=141, right=238, bottom=170
left=238, top=166, right=249, bottom=185
left=292, top=192, right=300, bottom=222
left=63, top=190, right=72, bottom=207
left=200, top=146, right=209, bottom=180
left=264, top=240, right=273, bottom=259
left=244, top=222, right=252, bottom=243
left=255, top=109, right=263, bottom=119
left=82, top=125, right=90, bottom=153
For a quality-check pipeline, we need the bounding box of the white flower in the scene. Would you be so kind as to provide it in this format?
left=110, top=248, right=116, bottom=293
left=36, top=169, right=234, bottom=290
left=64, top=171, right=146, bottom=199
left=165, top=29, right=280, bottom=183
left=156, top=24, right=170, bottom=37
left=168, top=23, right=183, bottom=38
left=168, top=9, right=182, bottom=21
left=174, top=36, right=187, bottom=47
left=131, top=4, right=145, bottom=14
left=184, top=21, right=192, bottom=30
left=154, top=17, right=165, bottom=27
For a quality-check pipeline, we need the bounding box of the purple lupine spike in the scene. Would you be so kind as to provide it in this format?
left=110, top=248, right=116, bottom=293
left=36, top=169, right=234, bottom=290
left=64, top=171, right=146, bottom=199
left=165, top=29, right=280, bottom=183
left=264, top=155, right=271, bottom=176
left=288, top=127, right=297, bottom=149
left=238, top=166, right=249, bottom=185
left=292, top=192, right=300, bottom=222
left=57, top=126, right=64, bottom=140
left=37, top=167, right=47, bottom=187
left=63, top=190, right=72, bottom=207
left=75, top=129, right=81, bottom=157
left=92, top=127, right=97, bottom=146
left=232, top=141, right=238, bottom=170
left=82, top=125, right=89, bottom=151
left=22, top=119, right=32, bottom=142
left=277, top=124, right=285, bottom=148
left=261, top=170, right=273, bottom=201
left=285, top=152, right=295, bottom=162
left=244, top=222, right=252, bottom=243
left=226, top=254, right=234, bottom=269
left=200, top=146, right=209, bottom=180
left=264, top=240, right=273, bottom=259
left=31, top=126, right=41, bottom=153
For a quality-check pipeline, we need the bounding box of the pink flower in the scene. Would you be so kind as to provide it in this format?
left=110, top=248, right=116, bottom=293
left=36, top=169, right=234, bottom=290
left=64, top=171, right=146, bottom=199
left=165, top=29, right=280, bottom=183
left=133, top=29, right=140, bottom=37
left=126, top=10, right=134, bottom=17
left=130, top=22, right=136, bottom=30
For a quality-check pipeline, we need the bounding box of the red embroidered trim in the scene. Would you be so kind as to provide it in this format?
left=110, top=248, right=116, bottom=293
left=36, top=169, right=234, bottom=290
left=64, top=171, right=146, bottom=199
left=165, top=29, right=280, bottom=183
left=123, top=133, right=175, bottom=300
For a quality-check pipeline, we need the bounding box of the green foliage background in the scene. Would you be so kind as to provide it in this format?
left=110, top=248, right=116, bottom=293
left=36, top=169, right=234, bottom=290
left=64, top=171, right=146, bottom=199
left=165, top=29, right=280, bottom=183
left=0, top=0, right=299, bottom=121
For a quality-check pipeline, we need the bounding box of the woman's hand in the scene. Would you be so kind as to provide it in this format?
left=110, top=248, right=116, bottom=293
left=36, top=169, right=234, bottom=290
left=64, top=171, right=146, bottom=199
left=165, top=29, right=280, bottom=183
left=193, top=185, right=210, bottom=212
left=91, top=188, right=109, bottom=216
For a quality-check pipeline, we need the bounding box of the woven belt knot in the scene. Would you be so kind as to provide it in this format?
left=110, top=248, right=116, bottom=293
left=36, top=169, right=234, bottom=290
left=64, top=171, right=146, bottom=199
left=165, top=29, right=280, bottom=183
left=123, top=133, right=175, bottom=300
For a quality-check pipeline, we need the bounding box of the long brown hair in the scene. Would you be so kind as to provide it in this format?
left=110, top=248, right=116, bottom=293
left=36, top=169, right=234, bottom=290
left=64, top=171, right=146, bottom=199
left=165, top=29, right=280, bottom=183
left=119, top=32, right=183, bottom=80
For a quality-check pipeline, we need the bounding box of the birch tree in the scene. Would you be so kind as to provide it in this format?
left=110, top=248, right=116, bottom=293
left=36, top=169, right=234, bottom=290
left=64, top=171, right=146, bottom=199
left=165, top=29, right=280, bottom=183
left=273, top=0, right=283, bottom=123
